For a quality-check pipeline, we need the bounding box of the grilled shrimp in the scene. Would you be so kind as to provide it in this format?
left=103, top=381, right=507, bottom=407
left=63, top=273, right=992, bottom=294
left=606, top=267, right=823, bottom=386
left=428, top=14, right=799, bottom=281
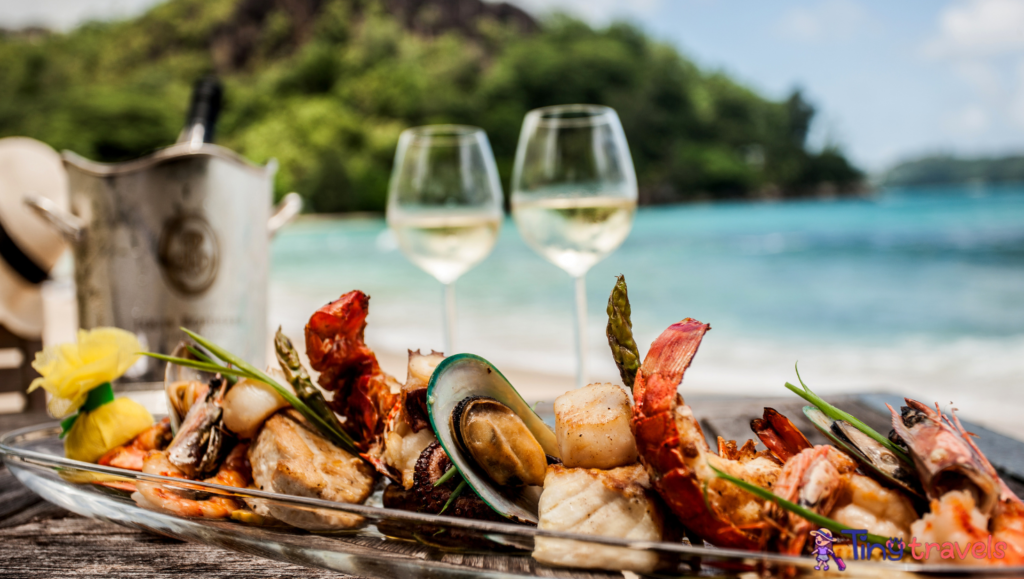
left=771, top=446, right=855, bottom=554
left=135, top=443, right=251, bottom=519
left=891, top=399, right=1024, bottom=565
left=98, top=418, right=173, bottom=472
left=770, top=444, right=916, bottom=554
left=829, top=472, right=918, bottom=541
left=631, top=319, right=781, bottom=549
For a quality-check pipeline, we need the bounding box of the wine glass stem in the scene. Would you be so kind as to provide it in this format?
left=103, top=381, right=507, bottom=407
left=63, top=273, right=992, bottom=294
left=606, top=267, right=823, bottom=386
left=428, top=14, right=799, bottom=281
left=443, top=281, right=457, bottom=355
left=573, top=274, right=587, bottom=389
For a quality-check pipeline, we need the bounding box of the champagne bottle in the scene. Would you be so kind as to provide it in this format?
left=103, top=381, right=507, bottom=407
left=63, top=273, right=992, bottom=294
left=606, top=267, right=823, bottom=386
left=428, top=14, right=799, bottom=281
left=178, top=76, right=222, bottom=148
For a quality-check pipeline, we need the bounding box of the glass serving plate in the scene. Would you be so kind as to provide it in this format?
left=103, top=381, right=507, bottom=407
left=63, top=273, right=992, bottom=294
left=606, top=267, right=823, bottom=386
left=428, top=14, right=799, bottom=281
left=3, top=422, right=1022, bottom=578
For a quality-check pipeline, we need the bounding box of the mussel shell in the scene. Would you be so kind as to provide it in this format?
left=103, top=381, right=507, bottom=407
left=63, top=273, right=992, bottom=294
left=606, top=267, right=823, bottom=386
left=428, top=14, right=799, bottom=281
left=451, top=396, right=547, bottom=487
left=166, top=378, right=229, bottom=477
left=803, top=405, right=924, bottom=499
left=427, top=354, right=557, bottom=524
left=164, top=341, right=216, bottom=434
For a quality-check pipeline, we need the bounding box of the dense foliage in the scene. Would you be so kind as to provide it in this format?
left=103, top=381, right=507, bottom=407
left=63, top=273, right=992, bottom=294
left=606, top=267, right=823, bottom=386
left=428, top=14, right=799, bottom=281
left=0, top=0, right=863, bottom=212
left=883, top=154, right=1024, bottom=187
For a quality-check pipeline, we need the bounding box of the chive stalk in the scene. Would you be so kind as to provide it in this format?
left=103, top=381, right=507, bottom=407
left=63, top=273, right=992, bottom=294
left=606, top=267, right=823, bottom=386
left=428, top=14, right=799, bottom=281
left=785, top=364, right=911, bottom=465
left=439, top=480, right=467, bottom=514
left=434, top=465, right=459, bottom=487
left=143, top=327, right=359, bottom=454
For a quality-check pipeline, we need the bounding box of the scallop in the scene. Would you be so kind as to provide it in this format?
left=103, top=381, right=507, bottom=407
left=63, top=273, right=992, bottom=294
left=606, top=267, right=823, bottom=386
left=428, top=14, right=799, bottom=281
left=554, top=382, right=637, bottom=469
left=427, top=354, right=558, bottom=524
left=222, top=377, right=290, bottom=438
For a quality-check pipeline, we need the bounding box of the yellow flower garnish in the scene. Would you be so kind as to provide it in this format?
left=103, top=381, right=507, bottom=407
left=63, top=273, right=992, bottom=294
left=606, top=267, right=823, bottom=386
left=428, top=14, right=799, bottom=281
left=28, top=327, right=143, bottom=418
left=63, top=398, right=153, bottom=463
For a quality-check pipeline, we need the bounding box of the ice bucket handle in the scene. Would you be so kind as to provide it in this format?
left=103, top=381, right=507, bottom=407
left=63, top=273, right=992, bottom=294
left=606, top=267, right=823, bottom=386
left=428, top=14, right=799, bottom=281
left=24, top=193, right=86, bottom=244
left=268, top=192, right=302, bottom=237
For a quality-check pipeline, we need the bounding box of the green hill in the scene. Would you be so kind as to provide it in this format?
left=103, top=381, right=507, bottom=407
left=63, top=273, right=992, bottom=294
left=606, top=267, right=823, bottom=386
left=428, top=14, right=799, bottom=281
left=883, top=154, right=1024, bottom=188
left=0, top=0, right=863, bottom=212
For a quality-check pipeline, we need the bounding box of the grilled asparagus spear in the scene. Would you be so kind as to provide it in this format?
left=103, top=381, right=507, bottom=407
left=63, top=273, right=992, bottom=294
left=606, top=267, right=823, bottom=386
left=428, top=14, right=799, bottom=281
left=273, top=327, right=347, bottom=438
left=606, top=275, right=640, bottom=389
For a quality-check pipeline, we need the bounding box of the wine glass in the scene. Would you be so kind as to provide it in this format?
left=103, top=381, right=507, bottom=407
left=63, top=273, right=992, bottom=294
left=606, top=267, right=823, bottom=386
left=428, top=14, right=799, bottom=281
left=386, top=125, right=504, bottom=355
left=511, top=105, right=637, bottom=388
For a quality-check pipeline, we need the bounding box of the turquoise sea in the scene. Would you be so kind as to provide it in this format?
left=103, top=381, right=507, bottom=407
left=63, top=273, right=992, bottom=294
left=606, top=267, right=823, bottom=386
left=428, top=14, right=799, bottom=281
left=270, top=184, right=1024, bottom=436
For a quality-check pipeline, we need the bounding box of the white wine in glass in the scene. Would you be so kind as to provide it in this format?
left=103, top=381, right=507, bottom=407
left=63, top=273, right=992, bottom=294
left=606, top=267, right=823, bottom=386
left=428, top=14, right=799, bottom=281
left=511, top=105, right=638, bottom=388
left=387, top=126, right=504, bottom=355
left=511, top=196, right=636, bottom=278
left=390, top=211, right=501, bottom=285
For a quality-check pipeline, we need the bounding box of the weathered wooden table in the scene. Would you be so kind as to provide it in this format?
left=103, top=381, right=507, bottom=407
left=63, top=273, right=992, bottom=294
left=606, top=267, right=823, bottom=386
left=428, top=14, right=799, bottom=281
left=3, top=395, right=1023, bottom=578
left=0, top=412, right=346, bottom=578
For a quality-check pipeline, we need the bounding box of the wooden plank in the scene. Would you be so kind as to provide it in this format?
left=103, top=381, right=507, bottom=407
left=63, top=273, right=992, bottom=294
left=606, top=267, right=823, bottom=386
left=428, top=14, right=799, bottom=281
left=0, top=517, right=351, bottom=578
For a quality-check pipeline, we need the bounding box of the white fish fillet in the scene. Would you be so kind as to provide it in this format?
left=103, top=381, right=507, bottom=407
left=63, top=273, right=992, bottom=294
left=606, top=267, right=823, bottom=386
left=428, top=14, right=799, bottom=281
left=533, top=463, right=664, bottom=572
left=247, top=409, right=376, bottom=530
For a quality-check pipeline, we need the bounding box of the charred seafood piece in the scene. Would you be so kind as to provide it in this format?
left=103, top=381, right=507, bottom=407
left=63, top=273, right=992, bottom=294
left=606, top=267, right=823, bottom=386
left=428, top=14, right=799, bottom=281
left=304, top=290, right=401, bottom=448
left=803, top=405, right=924, bottom=499
left=451, top=396, right=547, bottom=487
left=376, top=350, right=445, bottom=488
left=380, top=442, right=507, bottom=550
left=166, top=377, right=230, bottom=478
left=427, top=354, right=558, bottom=524
left=404, top=442, right=505, bottom=521
left=750, top=407, right=812, bottom=463
left=888, top=399, right=1002, bottom=514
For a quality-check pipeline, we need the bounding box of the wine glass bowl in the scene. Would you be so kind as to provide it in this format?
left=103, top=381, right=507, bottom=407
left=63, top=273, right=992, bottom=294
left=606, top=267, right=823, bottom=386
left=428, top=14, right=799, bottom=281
left=511, top=105, right=637, bottom=277
left=386, top=125, right=503, bottom=353
left=511, top=105, right=638, bottom=387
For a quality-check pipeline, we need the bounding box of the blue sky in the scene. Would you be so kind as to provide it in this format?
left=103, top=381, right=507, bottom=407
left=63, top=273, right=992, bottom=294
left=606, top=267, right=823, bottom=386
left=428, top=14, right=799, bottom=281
left=4, top=0, right=1024, bottom=171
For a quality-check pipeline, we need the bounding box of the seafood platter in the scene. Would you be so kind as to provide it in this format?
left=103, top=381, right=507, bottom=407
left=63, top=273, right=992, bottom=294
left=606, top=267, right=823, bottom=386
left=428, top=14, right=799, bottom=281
left=3, top=276, right=1024, bottom=578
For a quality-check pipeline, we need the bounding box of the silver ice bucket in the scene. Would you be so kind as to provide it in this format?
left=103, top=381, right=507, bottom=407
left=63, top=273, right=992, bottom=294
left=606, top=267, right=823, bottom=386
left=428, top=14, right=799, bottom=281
left=28, top=143, right=300, bottom=383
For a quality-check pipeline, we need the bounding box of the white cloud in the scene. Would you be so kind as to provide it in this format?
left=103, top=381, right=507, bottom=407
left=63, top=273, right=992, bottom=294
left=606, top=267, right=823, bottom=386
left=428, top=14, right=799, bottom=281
left=775, top=0, right=871, bottom=44
left=923, top=0, right=1024, bottom=135
left=924, top=0, right=1024, bottom=59
left=505, top=0, right=664, bottom=25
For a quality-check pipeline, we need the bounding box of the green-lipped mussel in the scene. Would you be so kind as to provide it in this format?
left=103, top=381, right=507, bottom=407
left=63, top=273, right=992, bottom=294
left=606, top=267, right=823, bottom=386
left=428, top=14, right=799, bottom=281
left=803, top=405, right=924, bottom=499
left=427, top=354, right=559, bottom=524
left=451, top=396, right=548, bottom=487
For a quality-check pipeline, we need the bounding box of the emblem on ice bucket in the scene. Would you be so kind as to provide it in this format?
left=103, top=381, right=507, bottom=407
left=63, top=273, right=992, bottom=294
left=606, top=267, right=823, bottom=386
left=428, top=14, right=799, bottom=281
left=158, top=212, right=220, bottom=297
